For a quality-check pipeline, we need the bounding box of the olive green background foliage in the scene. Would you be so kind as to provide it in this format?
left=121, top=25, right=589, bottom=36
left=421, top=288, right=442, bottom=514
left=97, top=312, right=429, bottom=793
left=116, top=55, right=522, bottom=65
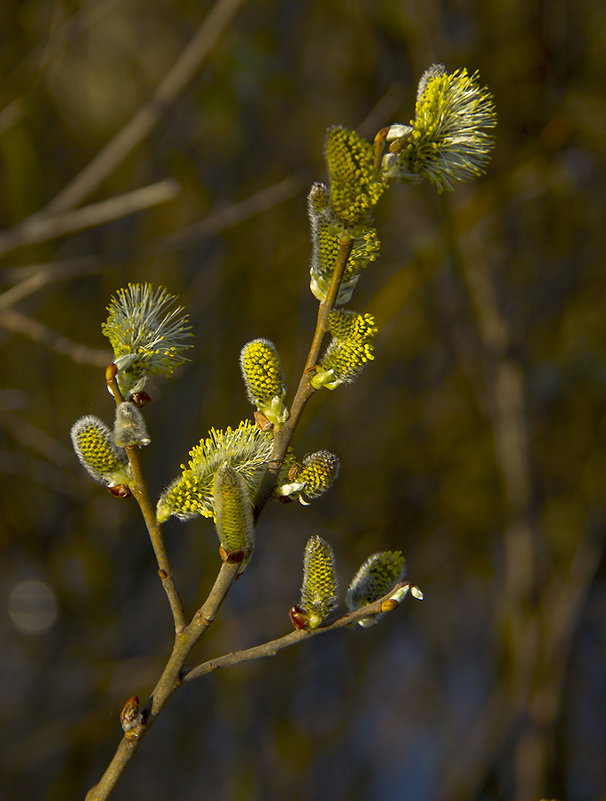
left=1, top=1, right=605, bottom=800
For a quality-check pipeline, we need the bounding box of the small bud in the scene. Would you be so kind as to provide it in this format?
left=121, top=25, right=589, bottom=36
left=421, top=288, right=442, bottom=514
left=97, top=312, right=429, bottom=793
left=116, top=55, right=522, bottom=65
left=298, top=535, right=339, bottom=629
left=219, top=545, right=246, bottom=564
left=346, top=551, right=407, bottom=627
left=253, top=411, right=274, bottom=432
left=289, top=605, right=310, bottom=631
left=113, top=402, right=150, bottom=447
left=288, top=462, right=302, bottom=481
left=129, top=391, right=151, bottom=408
left=240, top=339, right=288, bottom=428
left=213, top=463, right=255, bottom=574
left=120, top=696, right=143, bottom=739
left=107, top=484, right=132, bottom=499
left=70, top=415, right=132, bottom=487
left=105, top=362, right=118, bottom=382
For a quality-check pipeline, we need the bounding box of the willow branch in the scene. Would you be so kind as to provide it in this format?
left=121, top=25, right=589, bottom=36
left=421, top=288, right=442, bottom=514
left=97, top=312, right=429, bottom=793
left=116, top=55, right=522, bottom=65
left=184, top=580, right=417, bottom=682
left=254, top=238, right=354, bottom=518
left=84, top=561, right=240, bottom=801
left=105, top=367, right=187, bottom=634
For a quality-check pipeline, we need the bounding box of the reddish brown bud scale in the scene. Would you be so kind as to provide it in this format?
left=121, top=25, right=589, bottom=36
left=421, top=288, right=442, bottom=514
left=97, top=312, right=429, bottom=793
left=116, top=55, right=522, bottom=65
left=254, top=411, right=273, bottom=432
left=288, top=463, right=302, bottom=481
left=129, top=391, right=151, bottom=408
left=120, top=695, right=143, bottom=739
left=219, top=546, right=246, bottom=564
left=374, top=126, right=390, bottom=145
left=107, top=484, right=132, bottom=499
left=380, top=598, right=399, bottom=613
left=105, top=362, right=118, bottom=382
left=289, top=605, right=310, bottom=631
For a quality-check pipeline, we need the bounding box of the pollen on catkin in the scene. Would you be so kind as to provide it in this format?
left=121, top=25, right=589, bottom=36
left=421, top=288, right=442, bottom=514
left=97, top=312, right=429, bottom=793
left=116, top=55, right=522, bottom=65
left=213, top=463, right=255, bottom=567
left=345, top=551, right=407, bottom=627
left=309, top=219, right=381, bottom=305
left=102, top=283, right=193, bottom=395
left=240, top=339, right=288, bottom=427
left=296, top=451, right=340, bottom=500
left=299, top=535, right=339, bottom=629
left=325, top=126, right=386, bottom=227
left=388, top=65, right=496, bottom=192
left=311, top=310, right=378, bottom=390
left=275, top=450, right=340, bottom=504
left=156, top=420, right=273, bottom=522
left=70, top=415, right=132, bottom=487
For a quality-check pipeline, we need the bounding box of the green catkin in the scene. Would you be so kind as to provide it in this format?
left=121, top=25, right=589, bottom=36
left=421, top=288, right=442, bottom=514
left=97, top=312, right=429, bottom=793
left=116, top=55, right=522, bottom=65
left=325, top=126, right=386, bottom=227
left=311, top=310, right=378, bottom=390
left=295, top=451, right=340, bottom=500
left=386, top=66, right=496, bottom=192
left=71, top=415, right=132, bottom=486
left=345, top=551, right=407, bottom=627
left=309, top=221, right=381, bottom=305
left=300, top=535, right=339, bottom=629
left=275, top=450, right=340, bottom=504
left=239, top=339, right=288, bottom=427
left=213, top=463, right=255, bottom=568
left=156, top=420, right=273, bottom=522
left=102, top=283, right=193, bottom=395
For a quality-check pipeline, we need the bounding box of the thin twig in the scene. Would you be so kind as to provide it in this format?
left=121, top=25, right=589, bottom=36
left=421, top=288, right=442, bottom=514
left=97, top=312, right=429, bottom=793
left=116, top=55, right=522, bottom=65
left=84, top=575, right=415, bottom=801
left=151, top=175, right=304, bottom=252
left=0, top=180, right=179, bottom=258
left=47, top=0, right=246, bottom=216
left=105, top=367, right=187, bottom=634
left=184, top=581, right=417, bottom=682
left=0, top=259, right=102, bottom=310
left=84, top=561, right=241, bottom=801
left=0, top=308, right=110, bottom=366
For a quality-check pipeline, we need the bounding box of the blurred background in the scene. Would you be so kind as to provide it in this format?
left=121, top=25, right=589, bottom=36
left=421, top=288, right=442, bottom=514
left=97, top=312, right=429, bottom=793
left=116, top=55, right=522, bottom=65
left=1, top=0, right=605, bottom=799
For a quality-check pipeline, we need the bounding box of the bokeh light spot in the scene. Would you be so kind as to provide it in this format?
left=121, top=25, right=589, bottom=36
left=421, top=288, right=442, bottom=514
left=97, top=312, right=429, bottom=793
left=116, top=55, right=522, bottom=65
left=8, top=580, right=58, bottom=634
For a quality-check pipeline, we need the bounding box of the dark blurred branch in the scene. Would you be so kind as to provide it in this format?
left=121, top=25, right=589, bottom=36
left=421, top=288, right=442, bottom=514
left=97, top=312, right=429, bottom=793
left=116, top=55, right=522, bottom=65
left=443, top=194, right=540, bottom=801
left=150, top=175, right=303, bottom=252
left=47, top=0, right=246, bottom=216
left=0, top=308, right=110, bottom=365
left=0, top=180, right=179, bottom=258
left=0, top=259, right=101, bottom=308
